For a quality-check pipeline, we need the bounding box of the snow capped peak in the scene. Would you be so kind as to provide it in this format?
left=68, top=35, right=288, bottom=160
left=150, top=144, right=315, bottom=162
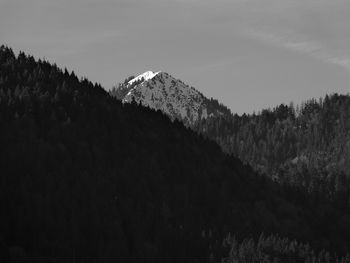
left=113, top=71, right=229, bottom=126
left=128, top=71, right=161, bottom=86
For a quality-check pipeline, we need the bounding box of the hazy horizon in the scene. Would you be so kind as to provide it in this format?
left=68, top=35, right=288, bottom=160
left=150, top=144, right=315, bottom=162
left=1, top=0, right=350, bottom=114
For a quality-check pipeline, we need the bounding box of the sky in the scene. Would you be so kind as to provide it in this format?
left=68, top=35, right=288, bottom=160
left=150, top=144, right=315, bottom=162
left=1, top=0, right=350, bottom=114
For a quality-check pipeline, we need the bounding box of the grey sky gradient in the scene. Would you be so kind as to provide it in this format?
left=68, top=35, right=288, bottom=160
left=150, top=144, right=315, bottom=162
left=1, top=0, right=350, bottom=113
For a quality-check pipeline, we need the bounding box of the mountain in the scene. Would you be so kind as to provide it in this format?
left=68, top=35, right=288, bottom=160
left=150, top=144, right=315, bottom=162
left=1, top=46, right=350, bottom=262
left=115, top=71, right=350, bottom=203
left=110, top=71, right=231, bottom=126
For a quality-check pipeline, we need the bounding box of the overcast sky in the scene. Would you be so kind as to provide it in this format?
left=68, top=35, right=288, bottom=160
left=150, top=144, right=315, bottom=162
left=1, top=0, right=350, bottom=113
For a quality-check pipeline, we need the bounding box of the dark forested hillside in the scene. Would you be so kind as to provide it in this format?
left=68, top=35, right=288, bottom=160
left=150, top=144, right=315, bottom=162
left=0, top=46, right=350, bottom=262
left=222, top=233, right=350, bottom=263
left=194, top=96, right=350, bottom=201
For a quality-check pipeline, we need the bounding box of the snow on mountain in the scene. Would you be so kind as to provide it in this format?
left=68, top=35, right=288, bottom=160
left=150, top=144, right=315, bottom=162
left=127, top=71, right=160, bottom=86
left=113, top=71, right=230, bottom=126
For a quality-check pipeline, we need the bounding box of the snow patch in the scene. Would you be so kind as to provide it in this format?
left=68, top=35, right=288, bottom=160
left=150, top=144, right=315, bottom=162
left=128, top=71, right=161, bottom=86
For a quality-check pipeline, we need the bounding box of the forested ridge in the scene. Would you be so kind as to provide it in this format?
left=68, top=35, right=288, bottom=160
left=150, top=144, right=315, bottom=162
left=194, top=95, right=350, bottom=202
left=222, top=234, right=350, bottom=263
left=1, top=46, right=350, bottom=262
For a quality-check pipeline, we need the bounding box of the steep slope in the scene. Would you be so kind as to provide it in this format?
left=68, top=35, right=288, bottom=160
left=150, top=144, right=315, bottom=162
left=1, top=47, right=350, bottom=262
left=111, top=71, right=231, bottom=125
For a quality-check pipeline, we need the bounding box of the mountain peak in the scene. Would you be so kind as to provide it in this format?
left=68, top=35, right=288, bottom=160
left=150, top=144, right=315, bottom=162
left=112, top=71, right=230, bottom=125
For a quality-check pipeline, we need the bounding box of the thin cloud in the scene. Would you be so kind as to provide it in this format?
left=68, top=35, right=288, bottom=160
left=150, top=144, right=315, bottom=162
left=244, top=28, right=350, bottom=71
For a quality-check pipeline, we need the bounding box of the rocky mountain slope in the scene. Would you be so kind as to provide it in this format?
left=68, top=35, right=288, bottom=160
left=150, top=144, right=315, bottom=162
left=111, top=71, right=231, bottom=126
